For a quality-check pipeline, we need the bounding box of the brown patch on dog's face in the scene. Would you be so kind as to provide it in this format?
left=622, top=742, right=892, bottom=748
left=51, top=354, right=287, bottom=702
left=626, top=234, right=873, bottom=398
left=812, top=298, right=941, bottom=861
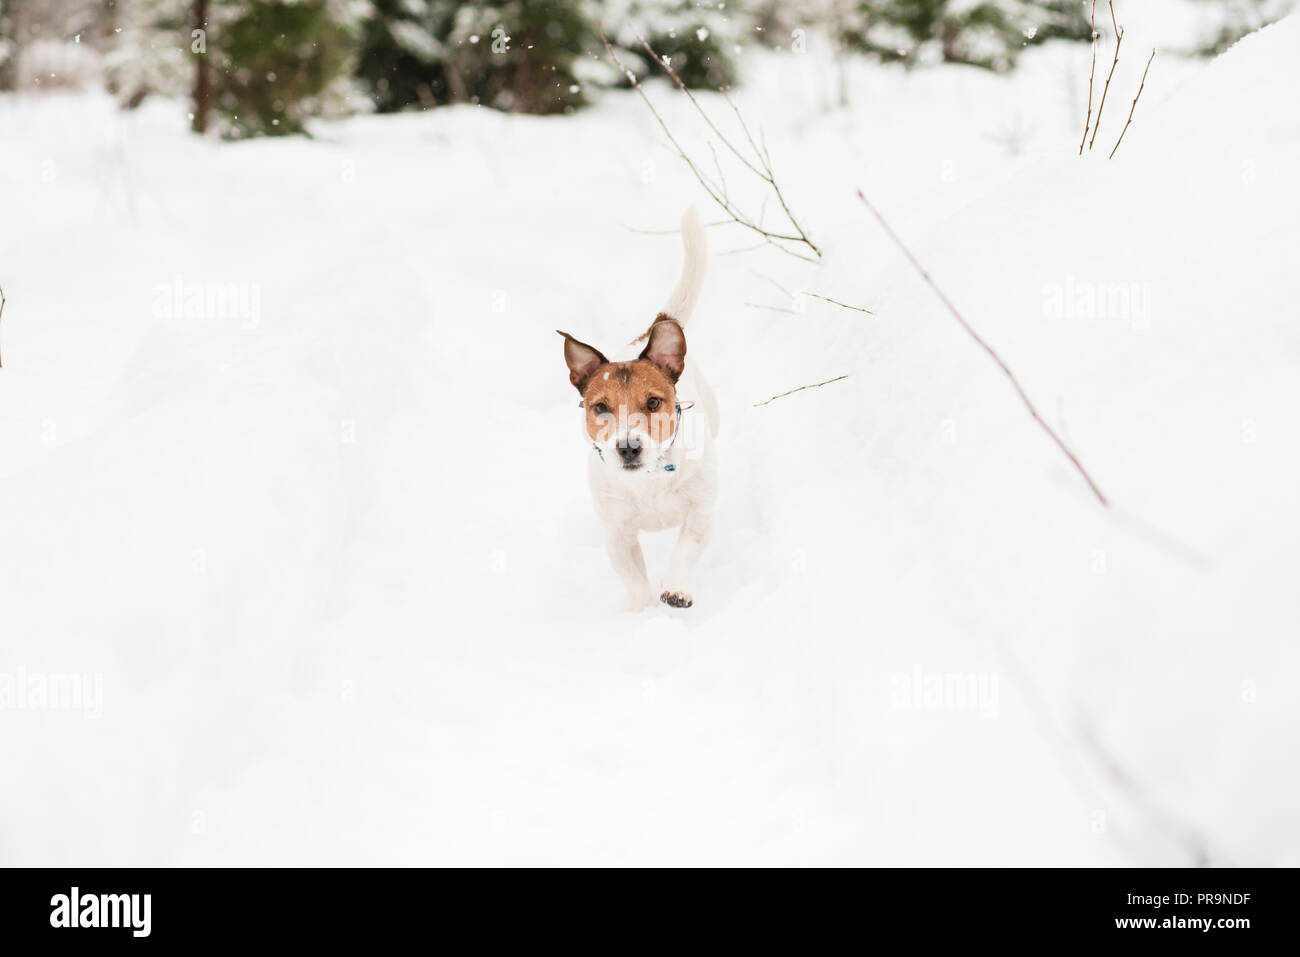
left=581, top=360, right=678, bottom=446
left=559, top=322, right=687, bottom=470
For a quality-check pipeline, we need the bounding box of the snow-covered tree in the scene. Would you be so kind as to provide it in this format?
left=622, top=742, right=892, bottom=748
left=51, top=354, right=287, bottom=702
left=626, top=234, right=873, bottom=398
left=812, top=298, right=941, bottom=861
left=1192, top=0, right=1297, bottom=56
left=606, top=1, right=741, bottom=90
left=355, top=1, right=745, bottom=115
left=841, top=0, right=1090, bottom=72
left=356, top=0, right=446, bottom=113
left=0, top=0, right=16, bottom=90
left=213, top=0, right=361, bottom=137
left=104, top=0, right=192, bottom=103
left=355, top=0, right=598, bottom=114
left=106, top=0, right=362, bottom=137
left=1, top=0, right=107, bottom=90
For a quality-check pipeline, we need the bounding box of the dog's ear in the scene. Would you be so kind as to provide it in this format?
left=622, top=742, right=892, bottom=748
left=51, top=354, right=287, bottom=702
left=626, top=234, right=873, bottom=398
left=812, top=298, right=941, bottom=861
left=557, top=330, right=608, bottom=392
left=638, top=317, right=686, bottom=382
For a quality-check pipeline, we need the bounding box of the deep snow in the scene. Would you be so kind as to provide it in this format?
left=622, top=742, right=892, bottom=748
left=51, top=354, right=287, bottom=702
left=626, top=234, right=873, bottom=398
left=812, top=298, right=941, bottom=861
left=1, top=11, right=1297, bottom=865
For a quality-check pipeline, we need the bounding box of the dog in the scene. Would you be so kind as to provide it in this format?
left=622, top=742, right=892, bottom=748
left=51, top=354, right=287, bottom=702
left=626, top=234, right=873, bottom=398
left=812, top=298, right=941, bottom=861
left=558, top=208, right=719, bottom=610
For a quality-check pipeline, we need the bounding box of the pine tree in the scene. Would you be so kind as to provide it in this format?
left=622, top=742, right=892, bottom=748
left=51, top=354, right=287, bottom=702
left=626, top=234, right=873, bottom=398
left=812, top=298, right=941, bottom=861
left=842, top=0, right=1090, bottom=72
left=212, top=0, right=360, bottom=137
left=0, top=0, right=16, bottom=90
left=355, top=1, right=744, bottom=115
left=356, top=0, right=446, bottom=113
left=106, top=0, right=360, bottom=137
left=1191, top=0, right=1294, bottom=56
left=607, top=0, right=740, bottom=90
left=104, top=0, right=192, bottom=104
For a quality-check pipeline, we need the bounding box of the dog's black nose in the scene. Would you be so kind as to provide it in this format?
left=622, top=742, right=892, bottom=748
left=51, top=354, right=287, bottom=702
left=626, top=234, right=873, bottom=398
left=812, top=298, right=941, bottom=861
left=617, top=438, right=642, bottom=463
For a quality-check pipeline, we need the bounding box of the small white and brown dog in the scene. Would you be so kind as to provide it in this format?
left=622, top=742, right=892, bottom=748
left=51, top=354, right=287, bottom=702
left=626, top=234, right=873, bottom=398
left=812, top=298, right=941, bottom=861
left=558, top=208, right=719, bottom=610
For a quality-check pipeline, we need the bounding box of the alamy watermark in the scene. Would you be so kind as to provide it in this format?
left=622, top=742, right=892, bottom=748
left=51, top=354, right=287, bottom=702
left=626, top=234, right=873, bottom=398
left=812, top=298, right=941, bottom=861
left=1043, top=275, right=1152, bottom=329
left=891, top=668, right=999, bottom=719
left=151, top=275, right=261, bottom=328
left=0, top=666, right=103, bottom=719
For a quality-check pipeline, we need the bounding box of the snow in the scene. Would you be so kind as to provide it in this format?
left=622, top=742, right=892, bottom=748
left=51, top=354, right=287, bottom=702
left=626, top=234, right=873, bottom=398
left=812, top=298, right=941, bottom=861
left=1, top=12, right=1298, bottom=865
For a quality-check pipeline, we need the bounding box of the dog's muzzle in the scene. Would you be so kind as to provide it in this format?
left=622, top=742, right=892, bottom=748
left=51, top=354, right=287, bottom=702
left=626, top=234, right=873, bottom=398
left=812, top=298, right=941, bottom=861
left=616, top=437, right=642, bottom=468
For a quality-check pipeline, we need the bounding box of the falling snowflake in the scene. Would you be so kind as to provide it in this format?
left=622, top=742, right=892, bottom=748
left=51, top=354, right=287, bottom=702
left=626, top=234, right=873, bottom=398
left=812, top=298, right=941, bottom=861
left=1024, top=27, right=1038, bottom=40
left=697, top=28, right=710, bottom=42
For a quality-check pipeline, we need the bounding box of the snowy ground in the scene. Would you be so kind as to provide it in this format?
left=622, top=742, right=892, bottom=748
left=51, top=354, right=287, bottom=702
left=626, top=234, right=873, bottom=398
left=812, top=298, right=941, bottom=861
left=2, top=9, right=1298, bottom=865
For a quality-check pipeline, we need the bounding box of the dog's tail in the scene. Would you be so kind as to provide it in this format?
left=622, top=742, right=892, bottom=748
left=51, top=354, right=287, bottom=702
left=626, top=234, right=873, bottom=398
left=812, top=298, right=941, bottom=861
left=660, top=206, right=707, bottom=325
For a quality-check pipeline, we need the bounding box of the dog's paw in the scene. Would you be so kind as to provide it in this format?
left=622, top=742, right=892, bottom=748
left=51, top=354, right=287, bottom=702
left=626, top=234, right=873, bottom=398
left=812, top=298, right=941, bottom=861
left=660, top=590, right=693, bottom=608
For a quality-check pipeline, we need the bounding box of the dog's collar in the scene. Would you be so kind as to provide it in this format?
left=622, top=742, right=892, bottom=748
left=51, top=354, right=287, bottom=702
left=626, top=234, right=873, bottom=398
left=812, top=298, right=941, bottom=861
left=582, top=400, right=692, bottom=474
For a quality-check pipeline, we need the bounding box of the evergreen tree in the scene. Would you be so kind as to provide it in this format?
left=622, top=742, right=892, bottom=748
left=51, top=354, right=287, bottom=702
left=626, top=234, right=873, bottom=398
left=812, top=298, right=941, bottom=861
left=212, top=0, right=360, bottom=137
left=357, top=0, right=599, bottom=114
left=0, top=0, right=16, bottom=90
left=842, top=0, right=1090, bottom=72
left=106, top=0, right=360, bottom=136
left=104, top=0, right=192, bottom=103
left=607, top=0, right=740, bottom=90
left=356, top=0, right=446, bottom=113
left=1191, top=0, right=1295, bottom=56
left=355, top=1, right=744, bottom=115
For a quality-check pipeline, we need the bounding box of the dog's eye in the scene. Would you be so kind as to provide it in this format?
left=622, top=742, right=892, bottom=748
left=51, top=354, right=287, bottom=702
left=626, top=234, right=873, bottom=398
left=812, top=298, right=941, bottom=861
left=590, top=402, right=609, bottom=416
left=646, top=397, right=662, bottom=412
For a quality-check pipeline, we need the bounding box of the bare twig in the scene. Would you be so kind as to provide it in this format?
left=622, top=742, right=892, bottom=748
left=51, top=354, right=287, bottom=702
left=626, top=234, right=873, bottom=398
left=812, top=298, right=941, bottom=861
left=748, top=269, right=875, bottom=316
left=753, top=374, right=849, bottom=406
left=0, top=283, right=6, bottom=368
left=856, top=189, right=1109, bottom=506
left=600, top=30, right=821, bottom=261
left=1079, top=0, right=1097, bottom=155
left=803, top=292, right=873, bottom=315
left=1089, top=1, right=1125, bottom=150
left=1074, top=720, right=1219, bottom=864
left=1109, top=49, right=1156, bottom=159
left=748, top=268, right=793, bottom=299
left=707, top=141, right=729, bottom=201
left=718, top=87, right=822, bottom=259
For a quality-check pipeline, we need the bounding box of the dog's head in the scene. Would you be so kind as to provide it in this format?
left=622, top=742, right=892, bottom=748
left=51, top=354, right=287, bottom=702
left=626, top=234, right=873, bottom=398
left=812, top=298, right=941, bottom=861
left=557, top=315, right=686, bottom=474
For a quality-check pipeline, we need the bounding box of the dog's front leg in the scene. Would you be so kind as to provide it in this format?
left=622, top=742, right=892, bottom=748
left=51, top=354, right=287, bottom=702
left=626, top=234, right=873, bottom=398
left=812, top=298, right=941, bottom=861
left=605, top=525, right=654, bottom=610
left=661, top=507, right=713, bottom=608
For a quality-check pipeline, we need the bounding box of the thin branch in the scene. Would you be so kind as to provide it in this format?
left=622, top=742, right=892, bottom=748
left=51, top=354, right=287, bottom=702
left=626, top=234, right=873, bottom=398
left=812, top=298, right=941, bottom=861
left=753, top=374, right=850, bottom=407
left=1089, top=1, right=1125, bottom=151
left=601, top=32, right=768, bottom=240
left=744, top=302, right=797, bottom=314
left=747, top=268, right=793, bottom=299
left=803, top=292, right=873, bottom=315
left=758, top=236, right=821, bottom=264
left=748, top=269, right=875, bottom=316
left=635, top=35, right=768, bottom=182
left=1109, top=49, right=1156, bottom=159
left=719, top=88, right=821, bottom=259
left=1079, top=0, right=1097, bottom=155
left=600, top=29, right=821, bottom=261
left=0, top=284, right=6, bottom=368
left=707, top=141, right=729, bottom=202
left=1074, top=720, right=1219, bottom=864
left=856, top=189, right=1109, bottom=506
